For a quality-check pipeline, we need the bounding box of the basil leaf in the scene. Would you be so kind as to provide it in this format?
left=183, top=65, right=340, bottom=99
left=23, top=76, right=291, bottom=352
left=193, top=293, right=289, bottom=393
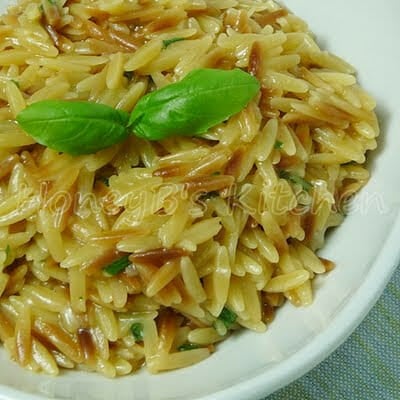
left=103, top=255, right=131, bottom=276
left=129, top=68, right=260, bottom=141
left=163, top=37, right=185, bottom=48
left=279, top=170, right=313, bottom=192
left=17, top=100, right=130, bottom=155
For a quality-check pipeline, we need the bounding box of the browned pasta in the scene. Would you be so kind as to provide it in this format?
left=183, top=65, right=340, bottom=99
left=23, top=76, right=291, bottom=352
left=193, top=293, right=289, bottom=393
left=0, top=0, right=378, bottom=376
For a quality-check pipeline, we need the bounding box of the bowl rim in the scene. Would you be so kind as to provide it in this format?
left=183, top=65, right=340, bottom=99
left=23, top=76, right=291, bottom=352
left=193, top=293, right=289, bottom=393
left=1, top=0, right=400, bottom=399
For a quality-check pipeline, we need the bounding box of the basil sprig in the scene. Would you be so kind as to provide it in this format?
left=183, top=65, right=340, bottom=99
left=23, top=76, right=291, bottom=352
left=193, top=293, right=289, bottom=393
left=16, top=68, right=260, bottom=155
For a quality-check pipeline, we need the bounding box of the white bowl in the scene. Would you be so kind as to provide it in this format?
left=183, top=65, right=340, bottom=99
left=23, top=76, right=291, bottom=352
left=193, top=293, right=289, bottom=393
left=1, top=0, right=400, bottom=399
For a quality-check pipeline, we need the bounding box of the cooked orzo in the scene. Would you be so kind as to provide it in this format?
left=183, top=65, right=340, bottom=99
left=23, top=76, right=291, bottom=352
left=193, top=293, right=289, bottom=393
left=0, top=0, right=378, bottom=377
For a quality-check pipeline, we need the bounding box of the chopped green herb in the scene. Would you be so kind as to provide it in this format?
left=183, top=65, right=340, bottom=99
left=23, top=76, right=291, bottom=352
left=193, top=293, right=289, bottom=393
left=162, top=37, right=185, bottom=48
left=211, top=171, right=221, bottom=176
left=123, top=71, right=134, bottom=81
left=274, top=140, right=283, bottom=149
left=130, top=322, right=144, bottom=341
left=178, top=342, right=200, bottom=352
left=5, top=245, right=10, bottom=259
left=10, top=79, right=20, bottom=88
left=218, top=307, right=237, bottom=329
left=47, top=0, right=57, bottom=5
left=2, top=245, right=11, bottom=266
left=279, top=170, right=313, bottom=192
left=103, top=255, right=131, bottom=276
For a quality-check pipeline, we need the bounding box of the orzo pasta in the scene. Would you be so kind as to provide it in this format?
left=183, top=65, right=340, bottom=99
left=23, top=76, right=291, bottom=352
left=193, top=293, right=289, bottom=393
left=0, top=0, right=378, bottom=377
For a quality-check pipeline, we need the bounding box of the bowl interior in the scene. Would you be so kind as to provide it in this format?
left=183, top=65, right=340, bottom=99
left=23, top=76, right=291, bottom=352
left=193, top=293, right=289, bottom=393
left=1, top=0, right=400, bottom=399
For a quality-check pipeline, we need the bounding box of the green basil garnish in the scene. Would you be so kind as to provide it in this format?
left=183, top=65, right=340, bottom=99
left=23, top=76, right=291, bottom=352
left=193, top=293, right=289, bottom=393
left=130, top=322, right=144, bottom=342
left=103, top=255, right=131, bottom=276
left=279, top=170, right=313, bottom=192
left=162, top=37, right=185, bottom=48
left=17, top=100, right=130, bottom=155
left=217, top=307, right=237, bottom=329
left=178, top=343, right=200, bottom=352
left=129, top=68, right=260, bottom=141
left=5, top=244, right=10, bottom=258
left=16, top=68, right=260, bottom=154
